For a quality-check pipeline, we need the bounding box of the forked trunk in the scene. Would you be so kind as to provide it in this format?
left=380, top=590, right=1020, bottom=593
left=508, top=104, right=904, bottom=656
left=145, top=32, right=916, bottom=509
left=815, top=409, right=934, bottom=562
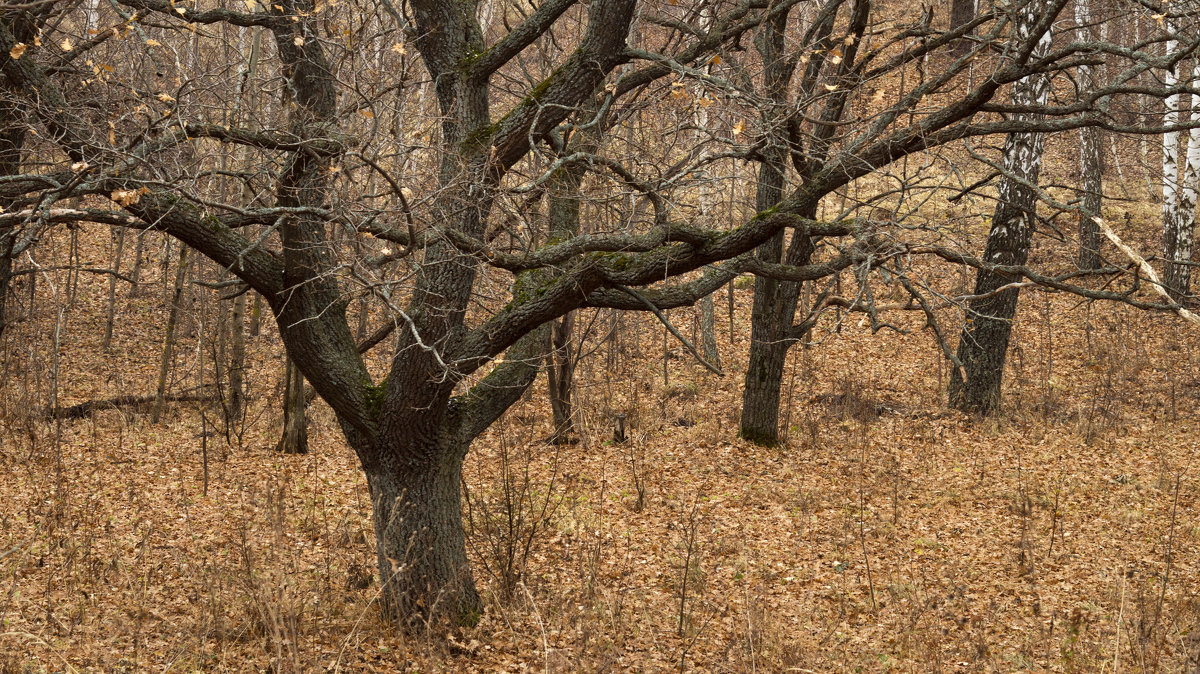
left=364, top=437, right=481, bottom=627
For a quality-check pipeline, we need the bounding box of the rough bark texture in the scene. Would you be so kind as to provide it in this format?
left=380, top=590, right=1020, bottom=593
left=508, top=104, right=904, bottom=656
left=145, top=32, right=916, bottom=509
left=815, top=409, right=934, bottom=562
left=949, top=5, right=1053, bottom=414
left=0, top=89, right=26, bottom=339
left=739, top=0, right=866, bottom=445
left=364, top=434, right=477, bottom=626
left=949, top=0, right=977, bottom=56
left=547, top=311, right=575, bottom=441
left=1161, top=27, right=1187, bottom=298
left=739, top=8, right=800, bottom=447
left=1165, top=59, right=1200, bottom=300
left=1, top=0, right=1154, bottom=632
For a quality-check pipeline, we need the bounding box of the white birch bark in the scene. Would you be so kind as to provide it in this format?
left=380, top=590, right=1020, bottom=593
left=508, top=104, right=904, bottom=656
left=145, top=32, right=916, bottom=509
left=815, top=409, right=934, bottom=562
left=1161, top=19, right=1190, bottom=296
left=83, top=0, right=100, bottom=34
left=1075, top=0, right=1103, bottom=268
left=1173, top=59, right=1200, bottom=295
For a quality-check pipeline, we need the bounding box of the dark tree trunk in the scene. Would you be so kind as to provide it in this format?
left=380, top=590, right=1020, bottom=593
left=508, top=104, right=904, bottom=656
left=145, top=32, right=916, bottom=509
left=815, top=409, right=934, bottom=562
left=700, top=292, right=719, bottom=368
left=948, top=193, right=1036, bottom=414
left=738, top=0, right=868, bottom=445
left=364, top=435, right=480, bottom=626
left=547, top=311, right=575, bottom=441
left=275, top=356, right=308, bottom=454
left=739, top=233, right=814, bottom=445
left=949, top=0, right=977, bottom=56
left=228, top=291, right=247, bottom=422
left=152, top=245, right=190, bottom=423
left=1077, top=124, right=1104, bottom=270
left=0, top=93, right=26, bottom=340
left=739, top=8, right=797, bottom=447
left=949, top=7, right=1052, bottom=414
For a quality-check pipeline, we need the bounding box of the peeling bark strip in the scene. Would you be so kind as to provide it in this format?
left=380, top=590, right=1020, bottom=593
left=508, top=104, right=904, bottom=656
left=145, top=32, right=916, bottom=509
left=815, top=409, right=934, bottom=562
left=949, top=0, right=1054, bottom=415
left=1096, top=215, right=1200, bottom=327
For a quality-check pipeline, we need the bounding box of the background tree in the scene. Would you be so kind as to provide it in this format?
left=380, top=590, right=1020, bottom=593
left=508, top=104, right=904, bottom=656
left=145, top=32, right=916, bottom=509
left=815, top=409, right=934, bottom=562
left=2, top=0, right=1200, bottom=632
left=1161, top=15, right=1200, bottom=300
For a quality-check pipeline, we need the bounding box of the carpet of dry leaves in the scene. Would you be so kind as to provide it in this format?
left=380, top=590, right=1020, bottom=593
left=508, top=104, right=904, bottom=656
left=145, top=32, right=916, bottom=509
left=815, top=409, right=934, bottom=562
left=2, top=182, right=1200, bottom=673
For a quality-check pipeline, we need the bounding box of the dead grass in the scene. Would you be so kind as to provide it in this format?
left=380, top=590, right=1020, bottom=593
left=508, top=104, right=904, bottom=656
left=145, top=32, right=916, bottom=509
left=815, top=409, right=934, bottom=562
left=3, top=189, right=1200, bottom=672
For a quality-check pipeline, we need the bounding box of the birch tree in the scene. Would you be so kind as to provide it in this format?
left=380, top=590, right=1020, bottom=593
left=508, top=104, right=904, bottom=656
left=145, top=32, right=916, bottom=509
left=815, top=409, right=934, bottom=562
left=948, top=0, right=1055, bottom=414
left=1075, top=0, right=1104, bottom=270
left=1162, top=16, right=1200, bottom=299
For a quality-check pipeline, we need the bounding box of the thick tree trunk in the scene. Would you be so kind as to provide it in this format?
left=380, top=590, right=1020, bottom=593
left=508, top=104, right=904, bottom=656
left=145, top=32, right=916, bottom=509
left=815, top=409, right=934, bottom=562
left=0, top=95, right=25, bottom=340
left=949, top=0, right=977, bottom=56
left=740, top=178, right=815, bottom=445
left=949, top=6, right=1052, bottom=414
left=739, top=7, right=800, bottom=447
left=741, top=312, right=790, bottom=445
left=275, top=356, right=308, bottom=454
left=365, top=438, right=480, bottom=626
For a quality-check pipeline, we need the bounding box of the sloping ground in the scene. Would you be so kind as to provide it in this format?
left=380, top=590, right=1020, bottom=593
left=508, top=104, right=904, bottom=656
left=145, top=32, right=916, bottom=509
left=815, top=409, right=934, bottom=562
left=2, top=200, right=1200, bottom=673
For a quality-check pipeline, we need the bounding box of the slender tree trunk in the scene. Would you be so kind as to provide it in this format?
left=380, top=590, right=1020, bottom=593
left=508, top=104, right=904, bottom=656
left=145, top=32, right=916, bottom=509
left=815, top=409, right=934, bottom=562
left=228, top=290, right=247, bottom=422
left=1156, top=24, right=1195, bottom=296
left=692, top=8, right=721, bottom=371
left=1075, top=0, right=1103, bottom=270
left=542, top=102, right=602, bottom=443
left=700, top=293, right=719, bottom=368
left=0, top=243, right=11, bottom=340
left=0, top=95, right=26, bottom=340
left=949, top=7, right=1053, bottom=414
left=248, top=292, right=263, bottom=337
left=102, top=227, right=125, bottom=348
left=128, top=232, right=145, bottom=295
left=152, top=245, right=190, bottom=423
left=275, top=356, right=308, bottom=454
left=547, top=311, right=575, bottom=441
left=1164, top=59, right=1200, bottom=300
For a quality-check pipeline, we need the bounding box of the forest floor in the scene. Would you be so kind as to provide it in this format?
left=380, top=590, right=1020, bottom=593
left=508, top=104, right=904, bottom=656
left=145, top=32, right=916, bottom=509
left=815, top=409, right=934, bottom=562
left=3, top=184, right=1200, bottom=672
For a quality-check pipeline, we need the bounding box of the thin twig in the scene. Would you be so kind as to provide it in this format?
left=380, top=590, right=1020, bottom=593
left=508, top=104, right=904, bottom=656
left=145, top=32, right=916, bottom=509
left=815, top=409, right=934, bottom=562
left=615, top=285, right=722, bottom=376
